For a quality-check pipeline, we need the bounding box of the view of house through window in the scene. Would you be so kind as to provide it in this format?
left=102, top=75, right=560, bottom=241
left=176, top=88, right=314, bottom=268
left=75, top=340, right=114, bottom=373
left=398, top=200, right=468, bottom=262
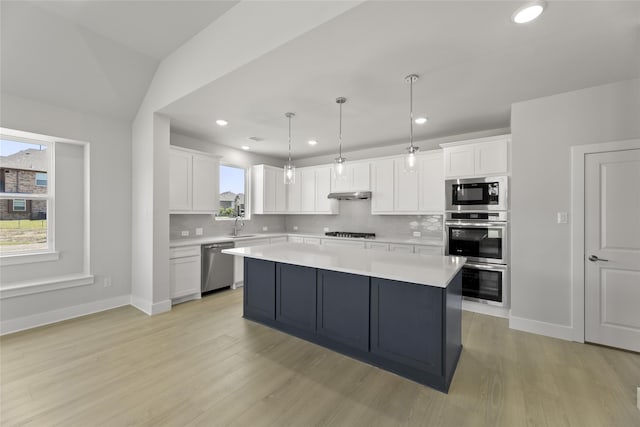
left=0, top=137, right=50, bottom=254
left=218, top=165, right=246, bottom=218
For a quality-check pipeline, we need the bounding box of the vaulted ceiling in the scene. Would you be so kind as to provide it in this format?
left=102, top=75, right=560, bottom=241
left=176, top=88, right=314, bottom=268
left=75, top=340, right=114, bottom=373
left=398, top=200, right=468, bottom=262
left=2, top=1, right=638, bottom=159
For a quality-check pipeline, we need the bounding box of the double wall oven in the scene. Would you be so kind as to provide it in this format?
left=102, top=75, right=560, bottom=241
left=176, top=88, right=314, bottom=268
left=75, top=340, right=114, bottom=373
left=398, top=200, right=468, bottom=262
left=445, top=177, right=509, bottom=307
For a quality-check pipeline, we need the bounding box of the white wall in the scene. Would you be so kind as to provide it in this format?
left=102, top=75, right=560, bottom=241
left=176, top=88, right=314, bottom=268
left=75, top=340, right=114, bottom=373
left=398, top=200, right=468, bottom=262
left=0, top=94, right=132, bottom=331
left=509, top=78, right=640, bottom=338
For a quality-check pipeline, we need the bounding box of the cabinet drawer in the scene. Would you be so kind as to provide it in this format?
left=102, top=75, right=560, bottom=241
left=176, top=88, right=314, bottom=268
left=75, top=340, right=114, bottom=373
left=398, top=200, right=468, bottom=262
left=365, top=242, right=390, bottom=251
left=270, top=236, right=288, bottom=244
left=321, top=239, right=365, bottom=248
left=413, top=245, right=443, bottom=256
left=303, top=237, right=321, bottom=245
left=288, top=236, right=304, bottom=243
left=389, top=243, right=413, bottom=253
left=170, top=245, right=201, bottom=259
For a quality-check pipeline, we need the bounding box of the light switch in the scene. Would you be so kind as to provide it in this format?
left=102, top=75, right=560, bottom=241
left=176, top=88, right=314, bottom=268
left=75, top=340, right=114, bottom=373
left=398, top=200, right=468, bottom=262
left=293, top=226, right=299, bottom=231
left=195, top=227, right=203, bottom=236
left=323, top=227, right=329, bottom=232
left=181, top=230, right=189, bottom=237
left=557, top=212, right=568, bottom=224
left=262, top=226, right=268, bottom=231
left=413, top=231, right=421, bottom=237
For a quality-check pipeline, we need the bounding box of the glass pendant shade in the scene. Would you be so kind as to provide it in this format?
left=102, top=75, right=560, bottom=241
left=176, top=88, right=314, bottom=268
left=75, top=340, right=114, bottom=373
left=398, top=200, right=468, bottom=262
left=283, top=162, right=295, bottom=184
left=283, top=112, right=295, bottom=185
left=405, top=145, right=419, bottom=172
left=334, top=156, right=347, bottom=178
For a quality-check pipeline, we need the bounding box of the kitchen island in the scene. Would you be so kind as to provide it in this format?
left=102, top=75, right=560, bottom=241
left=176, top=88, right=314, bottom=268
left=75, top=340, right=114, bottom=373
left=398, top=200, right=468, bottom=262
left=222, top=243, right=465, bottom=392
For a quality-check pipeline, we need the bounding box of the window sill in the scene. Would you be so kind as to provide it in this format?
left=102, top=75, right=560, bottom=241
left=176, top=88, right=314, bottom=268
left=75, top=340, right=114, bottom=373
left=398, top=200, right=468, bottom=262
left=0, top=251, right=60, bottom=267
left=214, top=217, right=250, bottom=221
left=0, top=273, right=95, bottom=299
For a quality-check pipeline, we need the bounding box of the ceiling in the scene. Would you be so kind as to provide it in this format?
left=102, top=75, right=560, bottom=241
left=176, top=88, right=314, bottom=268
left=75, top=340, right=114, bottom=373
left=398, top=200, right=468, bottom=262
left=0, top=0, right=238, bottom=121
left=162, top=1, right=640, bottom=159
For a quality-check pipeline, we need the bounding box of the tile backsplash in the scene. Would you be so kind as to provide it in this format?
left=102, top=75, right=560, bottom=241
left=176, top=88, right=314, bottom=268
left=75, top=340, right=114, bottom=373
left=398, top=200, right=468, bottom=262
left=170, top=214, right=286, bottom=240
left=171, top=201, right=443, bottom=242
left=284, top=200, right=443, bottom=241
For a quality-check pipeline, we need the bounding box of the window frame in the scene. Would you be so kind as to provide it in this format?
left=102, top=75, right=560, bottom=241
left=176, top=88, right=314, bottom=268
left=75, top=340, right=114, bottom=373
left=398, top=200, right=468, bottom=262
left=11, top=199, right=27, bottom=212
left=215, top=163, right=251, bottom=221
left=35, top=172, right=47, bottom=187
left=0, top=134, right=55, bottom=257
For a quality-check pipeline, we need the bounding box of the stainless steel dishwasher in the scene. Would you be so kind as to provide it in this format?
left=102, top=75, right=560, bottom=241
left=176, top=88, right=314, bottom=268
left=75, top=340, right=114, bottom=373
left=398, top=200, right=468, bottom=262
left=201, top=241, right=235, bottom=293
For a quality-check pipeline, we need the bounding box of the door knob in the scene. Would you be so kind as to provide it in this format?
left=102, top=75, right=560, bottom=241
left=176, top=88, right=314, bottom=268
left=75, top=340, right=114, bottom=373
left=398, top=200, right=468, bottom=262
left=588, top=255, right=609, bottom=262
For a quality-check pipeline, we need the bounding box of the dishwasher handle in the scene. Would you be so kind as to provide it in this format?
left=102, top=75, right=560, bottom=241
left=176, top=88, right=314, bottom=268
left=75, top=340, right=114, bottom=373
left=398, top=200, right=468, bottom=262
left=203, top=242, right=235, bottom=250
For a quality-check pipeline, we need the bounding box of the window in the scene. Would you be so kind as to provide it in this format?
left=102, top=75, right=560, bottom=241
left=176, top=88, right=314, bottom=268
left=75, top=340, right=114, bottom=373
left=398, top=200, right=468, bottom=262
left=35, top=172, right=47, bottom=187
left=0, top=136, right=52, bottom=255
left=217, top=165, right=247, bottom=219
left=11, top=199, right=26, bottom=212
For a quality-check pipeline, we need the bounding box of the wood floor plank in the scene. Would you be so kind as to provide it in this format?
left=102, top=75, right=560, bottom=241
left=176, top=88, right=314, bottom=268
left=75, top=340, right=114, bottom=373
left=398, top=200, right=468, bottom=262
left=1, top=288, right=639, bottom=427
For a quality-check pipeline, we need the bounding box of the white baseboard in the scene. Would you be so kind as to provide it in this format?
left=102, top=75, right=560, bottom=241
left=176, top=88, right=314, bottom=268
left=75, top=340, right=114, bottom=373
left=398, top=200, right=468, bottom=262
left=130, top=296, right=172, bottom=316
left=0, top=295, right=131, bottom=336
left=509, top=315, right=575, bottom=341
left=462, top=299, right=510, bottom=318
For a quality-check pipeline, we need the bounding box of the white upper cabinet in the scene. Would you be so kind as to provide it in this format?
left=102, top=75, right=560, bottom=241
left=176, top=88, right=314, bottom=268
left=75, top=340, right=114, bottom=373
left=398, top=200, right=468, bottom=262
left=418, top=151, right=444, bottom=213
left=252, top=165, right=287, bottom=214
left=286, top=169, right=302, bottom=212
left=331, top=161, right=370, bottom=192
left=314, top=166, right=334, bottom=213
left=394, top=158, right=419, bottom=212
left=371, top=158, right=395, bottom=213
left=170, top=147, right=219, bottom=214
left=441, top=134, right=510, bottom=178
left=283, top=166, right=338, bottom=215
left=300, top=168, right=316, bottom=212
left=371, top=151, right=444, bottom=215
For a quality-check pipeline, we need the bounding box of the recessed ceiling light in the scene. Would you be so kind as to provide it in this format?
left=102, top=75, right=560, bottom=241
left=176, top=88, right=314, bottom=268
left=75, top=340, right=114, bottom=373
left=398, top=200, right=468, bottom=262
left=308, top=140, right=318, bottom=146
left=512, top=1, right=546, bottom=24
left=216, top=119, right=228, bottom=126
left=241, top=145, right=250, bottom=150
left=414, top=117, right=428, bottom=124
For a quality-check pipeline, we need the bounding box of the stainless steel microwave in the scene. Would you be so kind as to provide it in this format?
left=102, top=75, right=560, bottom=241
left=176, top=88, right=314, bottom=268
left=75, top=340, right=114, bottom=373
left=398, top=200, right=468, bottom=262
left=445, top=176, right=508, bottom=211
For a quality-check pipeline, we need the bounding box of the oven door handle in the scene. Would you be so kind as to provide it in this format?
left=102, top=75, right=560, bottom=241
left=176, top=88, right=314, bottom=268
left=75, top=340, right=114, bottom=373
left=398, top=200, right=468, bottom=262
left=445, top=222, right=507, bottom=227
left=464, top=263, right=508, bottom=271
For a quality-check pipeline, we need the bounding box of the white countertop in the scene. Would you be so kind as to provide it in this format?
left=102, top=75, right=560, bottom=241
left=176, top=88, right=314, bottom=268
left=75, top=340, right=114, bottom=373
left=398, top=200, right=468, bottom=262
left=170, top=232, right=443, bottom=248
left=222, top=243, right=464, bottom=288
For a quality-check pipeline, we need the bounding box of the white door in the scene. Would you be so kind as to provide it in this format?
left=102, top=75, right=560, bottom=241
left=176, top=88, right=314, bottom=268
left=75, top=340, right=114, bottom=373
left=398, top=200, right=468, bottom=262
left=585, top=148, right=640, bottom=352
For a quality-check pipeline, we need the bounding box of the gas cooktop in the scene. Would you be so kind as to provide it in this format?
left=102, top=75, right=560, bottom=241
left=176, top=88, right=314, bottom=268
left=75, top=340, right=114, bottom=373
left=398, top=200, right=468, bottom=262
left=324, top=231, right=376, bottom=239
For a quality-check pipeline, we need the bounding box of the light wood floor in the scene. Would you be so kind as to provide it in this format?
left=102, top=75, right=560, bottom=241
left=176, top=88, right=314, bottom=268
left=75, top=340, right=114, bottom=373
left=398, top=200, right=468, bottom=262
left=1, top=288, right=639, bottom=427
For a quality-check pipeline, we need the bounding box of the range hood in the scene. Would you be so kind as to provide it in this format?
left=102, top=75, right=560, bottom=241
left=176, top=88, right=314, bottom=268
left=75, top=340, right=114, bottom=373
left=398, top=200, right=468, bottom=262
left=327, top=191, right=372, bottom=200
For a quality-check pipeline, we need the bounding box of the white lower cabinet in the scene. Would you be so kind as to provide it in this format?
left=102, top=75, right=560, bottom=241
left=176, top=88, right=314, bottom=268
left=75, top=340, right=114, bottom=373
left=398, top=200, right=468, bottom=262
left=303, top=237, right=321, bottom=245
left=389, top=243, right=414, bottom=253
left=269, top=236, right=288, bottom=244
left=320, top=239, right=365, bottom=248
left=169, top=245, right=201, bottom=302
left=365, top=242, right=390, bottom=251
left=414, top=245, right=443, bottom=256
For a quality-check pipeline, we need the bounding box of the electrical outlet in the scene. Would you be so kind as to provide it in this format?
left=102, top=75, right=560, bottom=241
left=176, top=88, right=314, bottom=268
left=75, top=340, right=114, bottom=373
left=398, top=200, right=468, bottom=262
left=195, top=227, right=203, bottom=236
left=293, top=226, right=298, bottom=231
left=104, top=276, right=112, bottom=287
left=557, top=212, right=568, bottom=224
left=323, top=227, right=329, bottom=232
left=413, top=231, right=421, bottom=237
left=181, top=230, right=190, bottom=237
left=262, top=226, right=268, bottom=231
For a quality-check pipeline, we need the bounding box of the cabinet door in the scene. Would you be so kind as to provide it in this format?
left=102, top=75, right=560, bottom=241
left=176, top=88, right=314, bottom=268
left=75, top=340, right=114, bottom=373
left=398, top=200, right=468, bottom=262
left=475, top=139, right=509, bottom=176
left=244, top=258, right=276, bottom=321
left=264, top=167, right=277, bottom=212
left=317, top=269, right=370, bottom=351
left=276, top=263, right=317, bottom=332
left=371, top=278, right=442, bottom=374
left=352, top=162, right=370, bottom=191
left=444, top=146, right=475, bottom=178
left=331, top=166, right=351, bottom=193
left=315, top=167, right=333, bottom=213
left=169, top=149, right=192, bottom=211
left=274, top=169, right=287, bottom=212
left=394, top=158, right=419, bottom=212
left=300, top=169, right=316, bottom=212
left=170, top=255, right=201, bottom=299
left=192, top=155, right=219, bottom=212
left=371, top=159, right=394, bottom=213
left=286, top=170, right=302, bottom=212
left=418, top=152, right=444, bottom=213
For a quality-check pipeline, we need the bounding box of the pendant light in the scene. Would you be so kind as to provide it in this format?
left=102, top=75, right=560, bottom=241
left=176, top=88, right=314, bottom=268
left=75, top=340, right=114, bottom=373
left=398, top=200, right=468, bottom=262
left=334, top=97, right=347, bottom=178
left=283, top=112, right=295, bottom=185
left=404, top=74, right=419, bottom=172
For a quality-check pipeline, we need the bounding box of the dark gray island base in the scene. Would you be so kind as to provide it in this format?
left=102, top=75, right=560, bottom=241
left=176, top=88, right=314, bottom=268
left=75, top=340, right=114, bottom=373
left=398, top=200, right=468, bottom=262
left=243, top=257, right=463, bottom=393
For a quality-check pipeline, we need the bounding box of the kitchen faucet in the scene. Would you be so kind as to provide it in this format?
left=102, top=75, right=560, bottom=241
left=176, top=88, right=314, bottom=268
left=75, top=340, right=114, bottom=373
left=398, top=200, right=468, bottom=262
left=233, top=215, right=244, bottom=237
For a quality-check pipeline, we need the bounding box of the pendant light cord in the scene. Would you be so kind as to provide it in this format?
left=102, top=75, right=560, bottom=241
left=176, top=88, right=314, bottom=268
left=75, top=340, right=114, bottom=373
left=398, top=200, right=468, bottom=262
left=288, top=114, right=292, bottom=164
left=338, top=101, right=343, bottom=159
left=409, top=77, right=414, bottom=149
